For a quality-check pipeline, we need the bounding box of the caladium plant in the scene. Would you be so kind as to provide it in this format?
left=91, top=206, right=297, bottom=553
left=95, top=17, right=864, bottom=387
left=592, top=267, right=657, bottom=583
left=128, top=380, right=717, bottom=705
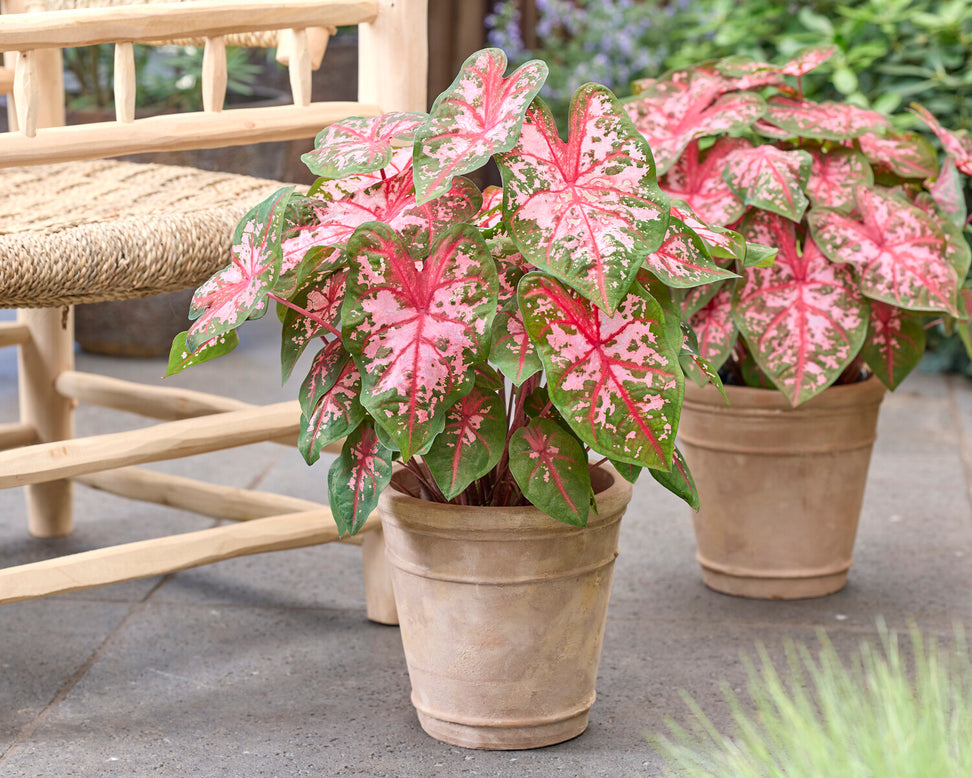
left=168, top=48, right=747, bottom=532
left=623, top=49, right=972, bottom=406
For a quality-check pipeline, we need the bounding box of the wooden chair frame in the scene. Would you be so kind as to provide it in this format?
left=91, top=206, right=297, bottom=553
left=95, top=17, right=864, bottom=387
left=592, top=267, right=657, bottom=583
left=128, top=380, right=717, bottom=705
left=0, top=0, right=427, bottom=619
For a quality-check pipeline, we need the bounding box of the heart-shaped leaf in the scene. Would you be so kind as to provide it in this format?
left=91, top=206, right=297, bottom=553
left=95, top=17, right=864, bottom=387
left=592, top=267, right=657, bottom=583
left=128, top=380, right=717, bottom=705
left=280, top=268, right=347, bottom=382
left=735, top=212, right=869, bottom=405
left=624, top=72, right=765, bottom=174
left=518, top=273, right=683, bottom=469
left=509, top=417, right=592, bottom=526
left=186, top=187, right=294, bottom=351
left=855, top=130, right=939, bottom=179
left=927, top=157, right=967, bottom=228
left=327, top=421, right=393, bottom=536
left=498, top=86, right=670, bottom=313
left=806, top=147, right=873, bottom=211
left=860, top=301, right=926, bottom=391
left=809, top=185, right=957, bottom=314
left=343, top=222, right=498, bottom=460
left=413, top=48, right=547, bottom=203
left=423, top=384, right=507, bottom=500
left=312, top=147, right=413, bottom=201
left=684, top=282, right=737, bottom=372
left=643, top=216, right=738, bottom=288
left=911, top=104, right=972, bottom=175
left=722, top=145, right=813, bottom=222
left=760, top=96, right=890, bottom=141
left=669, top=204, right=747, bottom=261
left=781, top=46, right=837, bottom=76
left=165, top=330, right=239, bottom=377
left=298, top=344, right=365, bottom=465
left=661, top=138, right=747, bottom=227
left=302, top=112, right=426, bottom=178
left=490, top=303, right=542, bottom=386
left=648, top=445, right=699, bottom=509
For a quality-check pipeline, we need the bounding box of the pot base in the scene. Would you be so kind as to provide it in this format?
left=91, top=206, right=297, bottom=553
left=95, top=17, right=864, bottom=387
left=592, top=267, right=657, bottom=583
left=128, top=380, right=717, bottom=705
left=698, top=556, right=850, bottom=599
left=415, top=708, right=589, bottom=751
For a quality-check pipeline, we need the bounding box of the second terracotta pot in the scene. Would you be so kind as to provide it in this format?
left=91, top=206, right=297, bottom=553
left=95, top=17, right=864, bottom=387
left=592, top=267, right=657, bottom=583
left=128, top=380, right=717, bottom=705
left=678, top=377, right=886, bottom=599
left=378, top=466, right=632, bottom=750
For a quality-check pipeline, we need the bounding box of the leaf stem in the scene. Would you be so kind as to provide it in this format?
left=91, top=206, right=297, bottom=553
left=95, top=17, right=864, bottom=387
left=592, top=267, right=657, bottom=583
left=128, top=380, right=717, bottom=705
left=268, top=292, right=342, bottom=339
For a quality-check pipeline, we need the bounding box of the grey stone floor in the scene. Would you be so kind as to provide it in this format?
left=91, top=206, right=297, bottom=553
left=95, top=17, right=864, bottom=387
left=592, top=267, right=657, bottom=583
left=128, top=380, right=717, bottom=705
left=2, top=309, right=971, bottom=777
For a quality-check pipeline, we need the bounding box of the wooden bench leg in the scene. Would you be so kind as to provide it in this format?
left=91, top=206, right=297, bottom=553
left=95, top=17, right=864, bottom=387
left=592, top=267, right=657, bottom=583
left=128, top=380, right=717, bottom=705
left=18, top=307, right=74, bottom=537
left=362, top=525, right=397, bottom=625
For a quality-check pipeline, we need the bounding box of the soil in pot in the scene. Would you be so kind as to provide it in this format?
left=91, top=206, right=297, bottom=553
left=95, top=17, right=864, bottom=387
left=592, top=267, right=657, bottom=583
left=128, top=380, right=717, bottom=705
left=678, top=377, right=886, bottom=599
left=378, top=465, right=632, bottom=750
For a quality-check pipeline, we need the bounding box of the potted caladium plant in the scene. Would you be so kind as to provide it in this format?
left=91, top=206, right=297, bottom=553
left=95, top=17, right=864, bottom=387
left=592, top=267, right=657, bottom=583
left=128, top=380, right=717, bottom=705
left=624, top=48, right=972, bottom=599
left=166, top=48, right=744, bottom=749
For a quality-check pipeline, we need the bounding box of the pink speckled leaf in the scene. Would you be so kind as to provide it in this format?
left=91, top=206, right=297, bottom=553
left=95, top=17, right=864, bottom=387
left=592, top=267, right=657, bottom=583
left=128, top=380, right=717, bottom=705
left=648, top=445, right=699, bottom=510
left=413, top=48, right=547, bottom=204
left=856, top=131, right=939, bottom=179
left=760, top=96, right=890, bottom=141
left=509, top=417, right=593, bottom=526
left=722, top=145, right=812, bottom=221
left=711, top=57, right=788, bottom=91
left=326, top=422, right=393, bottom=536
left=423, top=384, right=507, bottom=500
left=806, top=147, right=873, bottom=211
left=279, top=268, right=347, bottom=382
left=165, top=330, right=239, bottom=377
left=186, top=187, right=294, bottom=351
left=498, top=86, right=670, bottom=313
left=911, top=104, right=972, bottom=175
left=624, top=72, right=765, bottom=174
left=518, top=273, right=682, bottom=469
left=302, top=112, right=425, bottom=179
left=669, top=204, right=747, bottom=261
left=782, top=46, right=837, bottom=76
left=298, top=343, right=365, bottom=465
left=809, top=185, right=957, bottom=314
left=735, top=212, right=869, bottom=405
left=643, top=217, right=738, bottom=288
left=490, top=303, right=542, bottom=385
left=661, top=138, right=747, bottom=227
left=312, top=147, right=413, bottom=202
left=343, top=222, right=498, bottom=460
left=685, top=283, right=737, bottom=371
left=860, top=301, right=926, bottom=390
left=476, top=186, right=504, bottom=230
left=914, top=193, right=971, bottom=281
left=927, top=157, right=967, bottom=227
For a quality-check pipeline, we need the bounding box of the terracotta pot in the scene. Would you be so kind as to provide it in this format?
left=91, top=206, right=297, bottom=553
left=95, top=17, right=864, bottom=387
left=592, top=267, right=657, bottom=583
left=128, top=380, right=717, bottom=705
left=378, top=466, right=632, bottom=750
left=679, top=377, right=886, bottom=599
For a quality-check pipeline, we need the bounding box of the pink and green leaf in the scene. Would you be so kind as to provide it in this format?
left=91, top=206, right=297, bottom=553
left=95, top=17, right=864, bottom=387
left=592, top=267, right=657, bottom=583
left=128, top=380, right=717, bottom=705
left=913, top=193, right=971, bottom=282
left=926, top=157, right=967, bottom=228
left=809, top=185, right=958, bottom=314
left=860, top=301, right=926, bottom=391
left=806, top=147, right=873, bottom=211
left=302, top=112, right=426, bottom=179
left=186, top=187, right=294, bottom=351
left=855, top=130, right=939, bottom=179
left=648, top=445, right=699, bottom=510
left=343, top=222, right=498, bottom=460
left=722, top=145, right=812, bottom=222
left=165, top=330, right=239, bottom=377
left=423, top=384, right=507, bottom=500
left=518, top=273, right=683, bottom=469
left=490, top=303, right=542, bottom=385
left=669, top=203, right=748, bottom=261
left=759, top=96, right=890, bottom=141
left=279, top=268, right=347, bottom=382
left=326, top=422, right=394, bottom=536
left=642, top=217, right=738, bottom=288
left=910, top=104, right=972, bottom=175
left=685, top=282, right=737, bottom=370
left=498, top=86, right=670, bottom=313
left=509, top=417, right=593, bottom=526
left=298, top=346, right=365, bottom=465
left=413, top=48, right=548, bottom=204
left=661, top=138, right=747, bottom=227
left=781, top=46, right=837, bottom=76
left=735, top=212, right=869, bottom=405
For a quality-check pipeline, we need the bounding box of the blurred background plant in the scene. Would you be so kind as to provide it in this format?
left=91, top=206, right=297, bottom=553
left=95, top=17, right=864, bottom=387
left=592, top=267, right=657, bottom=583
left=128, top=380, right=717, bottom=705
left=62, top=43, right=266, bottom=113
left=654, top=621, right=972, bottom=777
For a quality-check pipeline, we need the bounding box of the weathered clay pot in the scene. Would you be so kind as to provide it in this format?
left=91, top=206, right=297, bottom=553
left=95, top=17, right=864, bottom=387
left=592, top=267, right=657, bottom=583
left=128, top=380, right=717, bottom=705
left=378, top=466, right=632, bottom=750
left=679, top=377, right=886, bottom=599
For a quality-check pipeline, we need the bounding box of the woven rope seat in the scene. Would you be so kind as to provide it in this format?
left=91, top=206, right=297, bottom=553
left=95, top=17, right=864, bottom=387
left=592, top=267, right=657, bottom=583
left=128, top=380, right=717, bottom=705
left=0, top=159, right=286, bottom=308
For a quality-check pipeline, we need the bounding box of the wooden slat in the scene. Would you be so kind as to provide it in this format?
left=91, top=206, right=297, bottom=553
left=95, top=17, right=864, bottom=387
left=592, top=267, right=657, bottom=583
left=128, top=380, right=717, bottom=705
left=0, top=422, right=38, bottom=450
left=0, top=507, right=379, bottom=604
left=201, top=36, right=227, bottom=112
left=12, top=47, right=37, bottom=137
left=287, top=28, right=312, bottom=107
left=113, top=42, right=136, bottom=123
left=0, top=0, right=378, bottom=51
left=0, top=65, right=13, bottom=93
left=0, top=101, right=380, bottom=168
left=0, top=321, right=30, bottom=348
left=0, top=401, right=300, bottom=488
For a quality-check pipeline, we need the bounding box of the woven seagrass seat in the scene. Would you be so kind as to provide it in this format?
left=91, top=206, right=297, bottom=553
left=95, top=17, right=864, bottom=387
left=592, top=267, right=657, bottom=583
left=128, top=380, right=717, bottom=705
left=0, top=0, right=428, bottom=618
left=0, top=160, right=285, bottom=307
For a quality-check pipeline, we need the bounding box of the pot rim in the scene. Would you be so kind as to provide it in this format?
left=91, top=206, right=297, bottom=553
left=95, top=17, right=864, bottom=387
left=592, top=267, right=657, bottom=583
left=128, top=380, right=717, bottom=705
left=379, top=463, right=632, bottom=534
left=683, top=373, right=887, bottom=413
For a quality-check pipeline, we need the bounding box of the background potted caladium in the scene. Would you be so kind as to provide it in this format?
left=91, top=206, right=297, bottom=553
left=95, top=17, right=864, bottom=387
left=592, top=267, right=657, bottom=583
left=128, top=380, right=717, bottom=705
left=623, top=47, right=972, bottom=599
left=167, top=48, right=748, bottom=749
